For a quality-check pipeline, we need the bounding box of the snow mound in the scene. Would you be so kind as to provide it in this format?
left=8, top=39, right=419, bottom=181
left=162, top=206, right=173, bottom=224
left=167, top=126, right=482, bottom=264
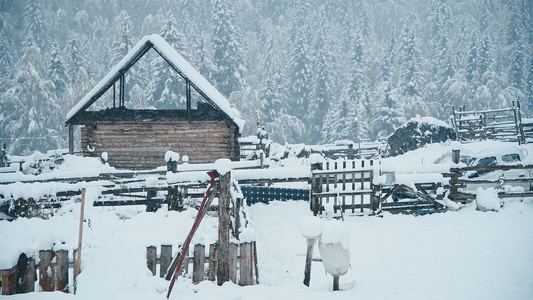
left=476, top=188, right=501, bottom=212
left=298, top=216, right=323, bottom=239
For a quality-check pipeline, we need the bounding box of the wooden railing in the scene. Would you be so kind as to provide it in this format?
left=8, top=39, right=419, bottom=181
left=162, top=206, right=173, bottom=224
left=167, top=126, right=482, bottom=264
left=0, top=249, right=78, bottom=295
left=147, top=242, right=258, bottom=286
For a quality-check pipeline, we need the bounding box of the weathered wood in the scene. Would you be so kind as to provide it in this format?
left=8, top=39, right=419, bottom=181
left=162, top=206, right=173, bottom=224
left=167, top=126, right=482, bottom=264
left=192, top=244, right=206, bottom=283
left=39, top=250, right=54, bottom=292
left=229, top=243, right=238, bottom=284
left=217, top=172, right=231, bottom=285
left=160, top=245, right=172, bottom=278
left=333, top=276, right=340, bottom=291
left=207, top=244, right=217, bottom=281
left=303, top=238, right=316, bottom=287
left=81, top=121, right=240, bottom=170
left=252, top=241, right=259, bottom=284
left=147, top=246, right=157, bottom=276
left=56, top=250, right=69, bottom=292
left=21, top=257, right=35, bottom=293
left=1, top=266, right=17, bottom=295
left=74, top=188, right=86, bottom=294
left=239, top=242, right=253, bottom=286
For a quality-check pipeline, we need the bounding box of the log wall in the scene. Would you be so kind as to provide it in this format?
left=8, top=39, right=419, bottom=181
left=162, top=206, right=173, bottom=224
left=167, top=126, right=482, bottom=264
left=80, top=121, right=240, bottom=170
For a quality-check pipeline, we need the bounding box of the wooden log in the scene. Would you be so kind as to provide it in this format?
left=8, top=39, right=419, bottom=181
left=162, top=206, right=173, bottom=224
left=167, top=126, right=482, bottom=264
left=160, top=245, right=172, bottom=278
left=303, top=238, right=316, bottom=287
left=56, top=250, right=69, bottom=292
left=207, top=244, right=217, bottom=281
left=39, top=250, right=54, bottom=292
left=229, top=243, right=238, bottom=284
left=192, top=244, right=205, bottom=283
left=217, top=172, right=231, bottom=285
left=146, top=246, right=157, bottom=276
left=239, top=242, right=253, bottom=286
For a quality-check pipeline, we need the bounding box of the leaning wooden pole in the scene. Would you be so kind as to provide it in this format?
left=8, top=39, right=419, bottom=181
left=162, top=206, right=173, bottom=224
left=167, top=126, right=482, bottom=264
left=74, top=188, right=86, bottom=294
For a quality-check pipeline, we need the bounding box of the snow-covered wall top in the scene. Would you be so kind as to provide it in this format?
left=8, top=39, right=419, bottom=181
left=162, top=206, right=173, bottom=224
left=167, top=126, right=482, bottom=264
left=65, top=34, right=245, bottom=131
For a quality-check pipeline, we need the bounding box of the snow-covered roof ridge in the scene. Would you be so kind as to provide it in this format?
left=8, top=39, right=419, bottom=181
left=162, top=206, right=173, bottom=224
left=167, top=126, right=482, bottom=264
left=65, top=34, right=244, bottom=130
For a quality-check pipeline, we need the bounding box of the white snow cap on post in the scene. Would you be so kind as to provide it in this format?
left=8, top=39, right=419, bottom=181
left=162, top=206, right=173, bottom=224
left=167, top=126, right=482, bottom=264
left=298, top=216, right=324, bottom=239
left=215, top=158, right=233, bottom=175
left=318, top=220, right=351, bottom=277
left=165, top=151, right=180, bottom=162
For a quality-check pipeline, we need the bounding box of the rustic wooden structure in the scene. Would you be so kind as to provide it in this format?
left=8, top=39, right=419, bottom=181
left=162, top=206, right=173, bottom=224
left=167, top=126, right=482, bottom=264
left=0, top=250, right=77, bottom=295
left=310, top=159, right=378, bottom=215
left=452, top=102, right=526, bottom=144
left=65, top=34, right=242, bottom=170
left=146, top=242, right=258, bottom=286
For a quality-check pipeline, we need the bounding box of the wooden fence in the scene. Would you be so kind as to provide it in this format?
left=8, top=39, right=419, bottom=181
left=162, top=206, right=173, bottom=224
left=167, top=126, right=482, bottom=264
left=147, top=242, right=258, bottom=286
left=448, top=164, right=533, bottom=202
left=310, top=159, right=378, bottom=215
left=452, top=103, right=525, bottom=144
left=0, top=249, right=77, bottom=295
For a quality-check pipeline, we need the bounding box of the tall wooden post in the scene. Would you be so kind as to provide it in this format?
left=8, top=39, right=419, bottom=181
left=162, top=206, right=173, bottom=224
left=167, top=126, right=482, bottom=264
left=68, top=125, right=74, bottom=155
left=217, top=172, right=231, bottom=285
left=303, top=238, right=316, bottom=287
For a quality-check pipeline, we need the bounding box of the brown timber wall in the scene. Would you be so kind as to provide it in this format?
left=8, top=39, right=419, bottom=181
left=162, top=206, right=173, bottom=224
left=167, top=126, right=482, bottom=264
left=81, top=121, right=240, bottom=170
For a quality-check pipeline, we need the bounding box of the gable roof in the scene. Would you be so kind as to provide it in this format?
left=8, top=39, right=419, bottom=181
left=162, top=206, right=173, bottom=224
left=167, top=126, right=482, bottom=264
left=65, top=34, right=244, bottom=130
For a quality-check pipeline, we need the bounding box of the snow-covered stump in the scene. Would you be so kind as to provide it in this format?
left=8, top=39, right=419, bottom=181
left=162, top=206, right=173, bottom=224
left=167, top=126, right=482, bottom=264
left=476, top=188, right=501, bottom=212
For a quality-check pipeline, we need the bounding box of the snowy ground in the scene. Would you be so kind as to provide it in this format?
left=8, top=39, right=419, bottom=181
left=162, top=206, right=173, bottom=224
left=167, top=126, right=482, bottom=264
left=2, top=141, right=533, bottom=299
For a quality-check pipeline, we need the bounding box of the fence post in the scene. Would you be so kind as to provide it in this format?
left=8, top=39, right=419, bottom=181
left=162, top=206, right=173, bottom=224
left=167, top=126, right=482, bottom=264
left=450, top=150, right=460, bottom=201
left=56, top=250, right=69, bottom=292
left=146, top=246, right=156, bottom=276
left=160, top=245, right=172, bottom=278
left=229, top=243, right=238, bottom=283
left=239, top=242, right=253, bottom=286
left=207, top=244, right=217, bottom=281
left=39, top=250, right=54, bottom=292
left=192, top=244, right=205, bottom=283
left=21, top=257, right=35, bottom=293
left=217, top=172, right=231, bottom=285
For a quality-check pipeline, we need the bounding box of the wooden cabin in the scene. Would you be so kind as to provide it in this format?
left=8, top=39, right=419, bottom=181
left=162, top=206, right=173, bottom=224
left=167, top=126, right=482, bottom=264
left=65, top=34, right=243, bottom=170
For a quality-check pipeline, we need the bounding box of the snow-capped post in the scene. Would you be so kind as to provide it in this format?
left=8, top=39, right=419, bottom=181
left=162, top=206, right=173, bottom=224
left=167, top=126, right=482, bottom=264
left=299, top=216, right=324, bottom=287
left=165, top=151, right=179, bottom=173
left=318, top=220, right=351, bottom=291
left=1, top=143, right=7, bottom=167
left=216, top=159, right=233, bottom=285
left=450, top=149, right=460, bottom=201
left=309, top=154, right=325, bottom=216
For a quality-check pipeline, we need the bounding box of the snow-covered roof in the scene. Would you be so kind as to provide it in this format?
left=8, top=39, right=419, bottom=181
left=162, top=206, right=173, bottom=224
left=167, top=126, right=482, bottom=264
left=65, top=34, right=244, bottom=130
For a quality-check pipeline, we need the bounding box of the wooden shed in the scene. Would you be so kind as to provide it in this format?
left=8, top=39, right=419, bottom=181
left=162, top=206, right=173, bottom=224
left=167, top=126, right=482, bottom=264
left=65, top=34, right=243, bottom=170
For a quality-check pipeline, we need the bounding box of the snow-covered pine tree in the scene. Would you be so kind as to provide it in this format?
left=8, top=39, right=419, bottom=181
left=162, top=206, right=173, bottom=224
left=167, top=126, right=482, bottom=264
left=147, top=12, right=188, bottom=109
left=48, top=40, right=69, bottom=99
left=211, top=0, right=246, bottom=98
left=64, top=31, right=88, bottom=85
left=398, top=15, right=429, bottom=119
left=308, top=6, right=338, bottom=144
left=287, top=3, right=314, bottom=125
left=23, top=0, right=49, bottom=49
left=2, top=46, right=64, bottom=155
left=0, top=13, right=18, bottom=80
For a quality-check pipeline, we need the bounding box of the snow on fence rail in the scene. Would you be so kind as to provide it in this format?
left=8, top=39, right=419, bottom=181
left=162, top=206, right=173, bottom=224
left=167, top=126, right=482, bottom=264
left=146, top=242, right=258, bottom=286
left=0, top=249, right=78, bottom=295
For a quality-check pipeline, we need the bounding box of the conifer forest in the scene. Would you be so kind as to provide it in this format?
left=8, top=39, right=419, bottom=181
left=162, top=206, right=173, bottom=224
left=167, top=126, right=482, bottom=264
left=0, top=0, right=532, bottom=154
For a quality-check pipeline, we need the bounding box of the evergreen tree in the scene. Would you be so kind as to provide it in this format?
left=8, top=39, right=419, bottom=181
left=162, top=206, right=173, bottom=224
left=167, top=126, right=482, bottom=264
left=0, top=13, right=17, bottom=79
left=372, top=81, right=405, bottom=138
left=111, top=10, right=134, bottom=66
left=23, top=0, right=48, bottom=48
left=509, top=42, right=525, bottom=90
left=211, top=0, right=246, bottom=98
left=147, top=12, right=188, bottom=109
left=2, top=46, right=64, bottom=155
left=308, top=7, right=337, bottom=143
left=48, top=40, right=69, bottom=99
left=64, top=31, right=87, bottom=85
left=466, top=35, right=480, bottom=87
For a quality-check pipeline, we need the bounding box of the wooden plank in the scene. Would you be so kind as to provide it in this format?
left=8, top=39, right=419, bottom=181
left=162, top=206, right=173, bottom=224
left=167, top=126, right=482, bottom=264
left=160, top=245, right=172, bottom=278
left=207, top=244, right=217, bottom=281
left=56, top=250, right=69, bottom=292
left=229, top=243, right=238, bottom=284
left=303, top=238, right=315, bottom=287
left=192, top=244, right=205, bottom=283
left=39, top=250, right=54, bottom=292
left=239, top=243, right=253, bottom=286
left=21, top=257, right=35, bottom=293
left=146, top=246, right=157, bottom=276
